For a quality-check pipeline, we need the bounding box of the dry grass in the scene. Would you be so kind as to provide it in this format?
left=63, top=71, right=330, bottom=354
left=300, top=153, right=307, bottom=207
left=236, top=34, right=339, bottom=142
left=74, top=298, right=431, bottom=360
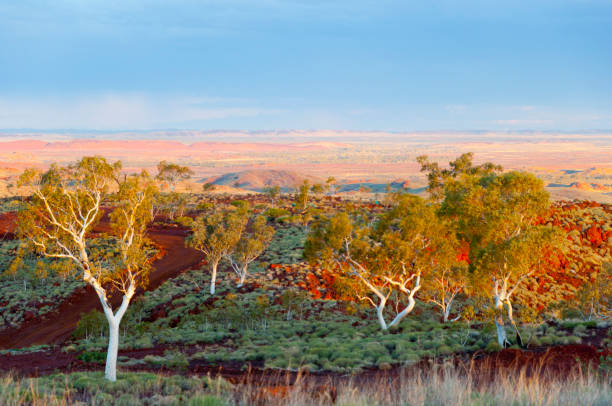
left=0, top=361, right=610, bottom=405
left=240, top=365, right=611, bottom=406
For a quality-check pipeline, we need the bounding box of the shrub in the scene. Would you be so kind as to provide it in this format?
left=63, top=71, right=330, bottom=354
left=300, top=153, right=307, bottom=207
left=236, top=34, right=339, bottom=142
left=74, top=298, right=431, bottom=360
left=73, top=311, right=107, bottom=340
left=485, top=341, right=502, bottom=352
left=175, top=216, right=193, bottom=227
left=265, top=208, right=290, bottom=222
left=540, top=336, right=554, bottom=345
left=133, top=335, right=154, bottom=349
left=573, top=324, right=588, bottom=336
left=77, top=351, right=106, bottom=364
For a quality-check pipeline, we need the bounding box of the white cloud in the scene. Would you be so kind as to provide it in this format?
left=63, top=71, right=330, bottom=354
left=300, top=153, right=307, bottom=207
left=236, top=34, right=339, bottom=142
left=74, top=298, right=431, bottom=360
left=0, top=93, right=280, bottom=129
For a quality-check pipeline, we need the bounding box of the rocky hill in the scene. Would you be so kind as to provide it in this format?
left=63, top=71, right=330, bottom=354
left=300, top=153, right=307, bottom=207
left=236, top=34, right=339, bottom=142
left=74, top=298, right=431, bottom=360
left=202, top=169, right=321, bottom=191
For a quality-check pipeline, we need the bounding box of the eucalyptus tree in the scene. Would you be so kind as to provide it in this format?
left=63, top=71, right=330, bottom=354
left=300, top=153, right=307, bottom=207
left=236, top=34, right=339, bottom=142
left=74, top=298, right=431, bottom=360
left=295, top=180, right=310, bottom=212
left=420, top=154, right=563, bottom=347
left=156, top=160, right=194, bottom=192
left=154, top=161, right=194, bottom=220
left=187, top=207, right=248, bottom=294
left=305, top=194, right=448, bottom=330
left=325, top=176, right=337, bottom=195
left=419, top=234, right=469, bottom=323
left=575, top=261, right=612, bottom=320
left=17, top=157, right=157, bottom=381
left=226, top=215, right=275, bottom=287
left=310, top=183, right=325, bottom=199
left=263, top=186, right=281, bottom=205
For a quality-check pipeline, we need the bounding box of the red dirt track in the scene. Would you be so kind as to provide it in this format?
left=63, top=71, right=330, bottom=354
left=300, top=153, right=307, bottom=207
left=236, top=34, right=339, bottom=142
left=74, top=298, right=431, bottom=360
left=0, top=213, right=204, bottom=350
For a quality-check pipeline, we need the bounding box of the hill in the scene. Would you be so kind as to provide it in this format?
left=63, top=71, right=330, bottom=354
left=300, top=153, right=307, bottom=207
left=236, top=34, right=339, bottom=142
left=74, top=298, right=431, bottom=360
left=202, top=169, right=322, bottom=191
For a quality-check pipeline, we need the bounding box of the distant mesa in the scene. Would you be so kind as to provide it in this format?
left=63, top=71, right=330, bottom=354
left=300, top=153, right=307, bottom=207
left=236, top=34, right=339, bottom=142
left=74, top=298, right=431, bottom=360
left=201, top=169, right=322, bottom=191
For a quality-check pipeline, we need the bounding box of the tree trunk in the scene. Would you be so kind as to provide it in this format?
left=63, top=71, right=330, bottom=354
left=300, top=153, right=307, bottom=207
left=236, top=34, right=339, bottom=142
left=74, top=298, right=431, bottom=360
left=494, top=296, right=507, bottom=348
left=105, top=318, right=120, bottom=382
left=210, top=261, right=218, bottom=295
left=237, top=265, right=248, bottom=288
left=388, top=295, right=417, bottom=329
left=376, top=302, right=388, bottom=330
left=97, top=291, right=132, bottom=382
left=442, top=292, right=459, bottom=323
left=443, top=305, right=450, bottom=323
left=505, top=299, right=523, bottom=347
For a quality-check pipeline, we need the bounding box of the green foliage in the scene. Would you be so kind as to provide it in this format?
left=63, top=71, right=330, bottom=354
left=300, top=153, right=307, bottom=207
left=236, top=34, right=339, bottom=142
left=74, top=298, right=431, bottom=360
left=0, top=371, right=231, bottom=405
left=156, top=160, right=193, bottom=191
left=175, top=216, right=194, bottom=227
left=227, top=214, right=275, bottom=284
left=188, top=211, right=247, bottom=261
left=144, top=350, right=189, bottom=371
left=263, top=186, right=281, bottom=204
left=264, top=207, right=291, bottom=222
left=295, top=179, right=310, bottom=211
left=260, top=225, right=307, bottom=264
left=0, top=239, right=104, bottom=329
left=73, top=310, right=107, bottom=340
left=78, top=351, right=107, bottom=364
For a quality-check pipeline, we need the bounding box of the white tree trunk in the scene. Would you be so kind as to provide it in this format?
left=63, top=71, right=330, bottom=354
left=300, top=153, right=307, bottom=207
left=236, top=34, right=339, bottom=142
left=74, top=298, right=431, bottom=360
left=494, top=295, right=507, bottom=348
left=387, top=295, right=417, bottom=329
left=237, top=264, right=248, bottom=288
left=105, top=318, right=120, bottom=382
left=376, top=300, right=388, bottom=330
left=210, top=261, right=218, bottom=295
left=98, top=292, right=132, bottom=382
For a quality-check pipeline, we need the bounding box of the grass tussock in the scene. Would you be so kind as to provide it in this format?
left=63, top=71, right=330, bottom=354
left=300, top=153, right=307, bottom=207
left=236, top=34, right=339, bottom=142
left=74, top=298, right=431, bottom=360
left=0, top=372, right=230, bottom=406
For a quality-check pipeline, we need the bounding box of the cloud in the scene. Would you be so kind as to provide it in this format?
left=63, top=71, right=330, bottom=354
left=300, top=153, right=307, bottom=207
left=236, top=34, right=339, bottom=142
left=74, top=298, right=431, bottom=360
left=0, top=93, right=280, bottom=130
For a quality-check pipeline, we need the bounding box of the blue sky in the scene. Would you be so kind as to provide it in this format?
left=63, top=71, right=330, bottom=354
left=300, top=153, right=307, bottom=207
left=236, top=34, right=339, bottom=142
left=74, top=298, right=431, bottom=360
left=1, top=0, right=611, bottom=131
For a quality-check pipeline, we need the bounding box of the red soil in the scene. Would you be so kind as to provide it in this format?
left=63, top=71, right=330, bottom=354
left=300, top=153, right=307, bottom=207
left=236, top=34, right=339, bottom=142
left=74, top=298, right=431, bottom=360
left=0, top=212, right=16, bottom=239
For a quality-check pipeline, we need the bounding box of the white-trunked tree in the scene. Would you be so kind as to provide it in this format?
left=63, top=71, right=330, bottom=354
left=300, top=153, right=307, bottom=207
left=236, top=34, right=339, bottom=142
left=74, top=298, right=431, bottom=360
left=187, top=208, right=248, bottom=295
left=17, top=157, right=157, bottom=381
left=226, top=215, right=275, bottom=288
left=305, top=194, right=447, bottom=330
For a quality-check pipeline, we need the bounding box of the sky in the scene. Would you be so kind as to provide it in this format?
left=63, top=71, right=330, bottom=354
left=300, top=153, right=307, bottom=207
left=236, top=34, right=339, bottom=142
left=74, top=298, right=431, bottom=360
left=1, top=0, right=611, bottom=132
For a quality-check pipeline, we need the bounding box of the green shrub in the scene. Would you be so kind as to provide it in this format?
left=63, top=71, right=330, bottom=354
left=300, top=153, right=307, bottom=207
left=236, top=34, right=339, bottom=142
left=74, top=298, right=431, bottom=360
left=133, top=335, right=154, bottom=349
left=573, top=324, right=588, bottom=336
left=196, top=202, right=213, bottom=211
left=73, top=310, right=107, bottom=340
left=265, top=208, right=290, bottom=221
left=540, top=335, right=554, bottom=345
left=163, top=350, right=189, bottom=370
left=437, top=345, right=454, bottom=356
left=175, top=216, right=193, bottom=226
left=77, top=351, right=106, bottom=364
left=484, top=341, right=501, bottom=352
left=116, top=393, right=140, bottom=406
